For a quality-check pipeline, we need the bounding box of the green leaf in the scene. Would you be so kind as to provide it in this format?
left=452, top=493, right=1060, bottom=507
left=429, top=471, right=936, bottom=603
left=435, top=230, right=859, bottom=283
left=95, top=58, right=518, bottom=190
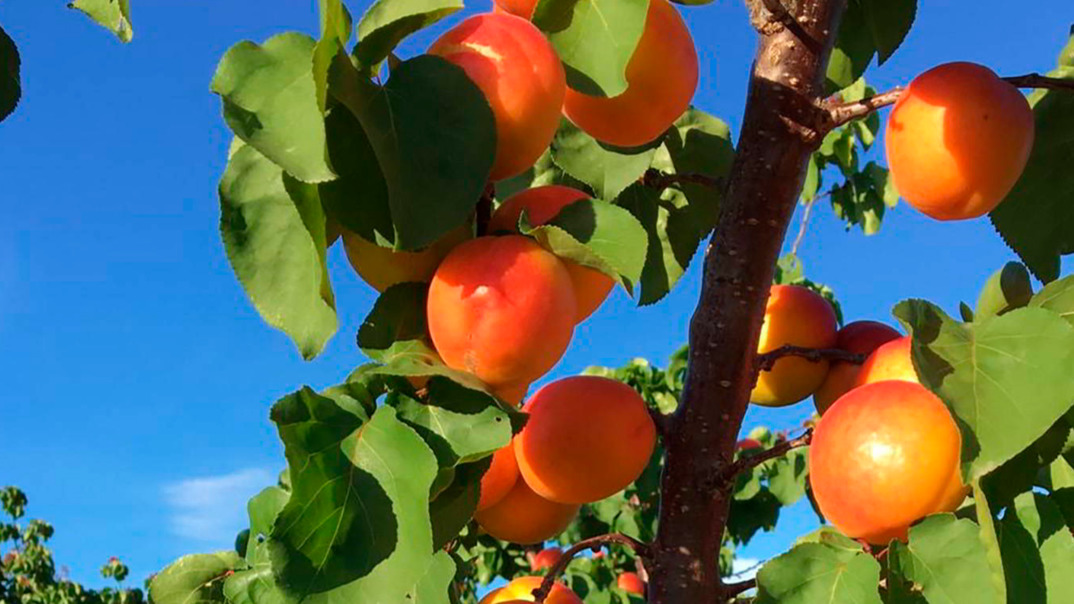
left=0, top=25, right=20, bottom=123
left=429, top=459, right=488, bottom=550
left=357, top=282, right=429, bottom=359
left=971, top=482, right=1007, bottom=601
left=975, top=262, right=1033, bottom=320
left=223, top=567, right=290, bottom=604
left=826, top=1, right=875, bottom=92
left=997, top=492, right=1074, bottom=603
left=767, top=448, right=809, bottom=506
left=727, top=490, right=782, bottom=545
left=69, top=0, right=133, bottom=43
left=1051, top=456, right=1074, bottom=490
left=860, top=0, right=915, bottom=64
left=1029, top=273, right=1074, bottom=326
left=550, top=120, right=659, bottom=200
left=355, top=0, right=462, bottom=68
left=895, top=301, right=1074, bottom=480
left=989, top=38, right=1074, bottom=283
left=406, top=551, right=456, bottom=603
left=245, top=487, right=288, bottom=564
left=890, top=515, right=1002, bottom=604
left=219, top=144, right=337, bottom=360
left=149, top=552, right=244, bottom=604
left=313, top=0, right=353, bottom=113
left=319, top=107, right=391, bottom=240
left=537, top=0, right=649, bottom=97
left=756, top=542, right=882, bottom=604
left=496, top=149, right=593, bottom=201
left=328, top=52, right=495, bottom=250
left=211, top=33, right=335, bottom=183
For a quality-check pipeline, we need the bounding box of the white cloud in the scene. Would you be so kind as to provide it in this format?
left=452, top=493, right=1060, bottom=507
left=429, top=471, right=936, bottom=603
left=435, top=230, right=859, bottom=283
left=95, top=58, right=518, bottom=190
left=730, top=557, right=761, bottom=581
left=163, top=467, right=275, bottom=542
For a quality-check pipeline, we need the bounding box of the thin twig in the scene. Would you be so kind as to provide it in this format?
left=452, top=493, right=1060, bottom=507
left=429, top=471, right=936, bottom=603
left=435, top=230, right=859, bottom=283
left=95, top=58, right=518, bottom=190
left=641, top=168, right=724, bottom=191
left=789, top=196, right=817, bottom=257
left=718, top=429, right=813, bottom=485
left=724, top=578, right=758, bottom=598
left=755, top=345, right=865, bottom=372
left=532, top=534, right=651, bottom=603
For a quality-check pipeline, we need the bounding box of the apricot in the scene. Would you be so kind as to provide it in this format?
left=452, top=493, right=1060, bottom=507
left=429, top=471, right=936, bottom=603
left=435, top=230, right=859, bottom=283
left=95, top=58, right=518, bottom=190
left=474, top=479, right=579, bottom=545
left=751, top=285, right=839, bottom=407
left=427, top=235, right=576, bottom=389
left=530, top=547, right=562, bottom=571
left=617, top=572, right=646, bottom=596
left=813, top=321, right=902, bottom=414
left=342, top=224, right=470, bottom=292
left=492, top=382, right=530, bottom=407
left=490, top=185, right=616, bottom=322
left=477, top=444, right=520, bottom=512
left=479, top=576, right=583, bottom=604
left=736, top=438, right=763, bottom=452
left=561, top=0, right=698, bottom=147
left=854, top=336, right=918, bottom=387
left=809, top=380, right=967, bottom=544
left=515, top=376, right=656, bottom=504
left=885, top=62, right=1035, bottom=220
left=429, top=14, right=566, bottom=180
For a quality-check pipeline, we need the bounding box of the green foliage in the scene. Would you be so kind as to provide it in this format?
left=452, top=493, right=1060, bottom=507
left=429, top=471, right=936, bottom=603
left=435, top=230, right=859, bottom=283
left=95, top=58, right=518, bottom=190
left=975, top=261, right=1033, bottom=320
left=550, top=120, right=660, bottom=201
left=827, top=0, right=915, bottom=90
left=887, top=515, right=1001, bottom=604
left=149, top=552, right=244, bottom=604
left=354, top=0, right=461, bottom=68
left=756, top=540, right=882, bottom=603
left=69, top=0, right=133, bottom=43
left=0, top=25, right=19, bottom=123
left=996, top=493, right=1074, bottom=602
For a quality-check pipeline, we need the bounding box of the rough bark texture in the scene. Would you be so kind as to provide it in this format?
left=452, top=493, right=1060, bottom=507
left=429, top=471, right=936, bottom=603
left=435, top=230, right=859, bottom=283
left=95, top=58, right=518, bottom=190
left=648, top=1, right=846, bottom=601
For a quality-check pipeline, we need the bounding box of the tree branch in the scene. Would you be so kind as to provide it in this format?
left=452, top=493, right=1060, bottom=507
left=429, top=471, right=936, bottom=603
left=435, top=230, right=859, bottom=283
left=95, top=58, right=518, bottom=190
left=723, top=578, right=757, bottom=598
left=641, top=168, right=724, bottom=191
left=531, top=534, right=651, bottom=603
left=648, top=406, right=672, bottom=440
left=717, top=429, right=813, bottom=486
left=755, top=345, right=865, bottom=372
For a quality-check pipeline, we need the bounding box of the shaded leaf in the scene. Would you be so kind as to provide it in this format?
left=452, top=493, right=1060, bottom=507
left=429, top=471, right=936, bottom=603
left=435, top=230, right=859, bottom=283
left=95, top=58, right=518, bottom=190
left=860, top=0, right=915, bottom=64
left=392, top=378, right=512, bottom=466
left=997, top=492, right=1074, bottom=603
left=0, top=25, right=19, bottom=122
left=429, top=459, right=489, bottom=550
left=975, top=262, right=1033, bottom=320
left=69, top=0, right=132, bottom=43
left=149, top=552, right=244, bottom=604
left=616, top=183, right=703, bottom=305
left=357, top=282, right=429, bottom=358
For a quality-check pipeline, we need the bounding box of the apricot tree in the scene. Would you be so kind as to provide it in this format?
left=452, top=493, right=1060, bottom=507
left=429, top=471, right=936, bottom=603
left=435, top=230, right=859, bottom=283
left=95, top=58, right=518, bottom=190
left=145, top=0, right=1074, bottom=602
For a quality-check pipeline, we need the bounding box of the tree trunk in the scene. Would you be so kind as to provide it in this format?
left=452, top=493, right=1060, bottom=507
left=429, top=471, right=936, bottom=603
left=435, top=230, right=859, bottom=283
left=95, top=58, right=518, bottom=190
left=648, top=1, right=846, bottom=601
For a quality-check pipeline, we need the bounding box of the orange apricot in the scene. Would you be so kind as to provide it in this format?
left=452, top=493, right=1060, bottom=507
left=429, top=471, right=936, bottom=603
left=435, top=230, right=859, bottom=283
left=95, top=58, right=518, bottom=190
left=342, top=224, right=470, bottom=292
left=809, top=380, right=966, bottom=544
left=561, top=0, right=698, bottom=147
left=474, top=479, right=579, bottom=545
left=490, top=186, right=616, bottom=322
left=492, top=382, right=530, bottom=407
left=617, top=572, right=646, bottom=596
left=477, top=444, right=520, bottom=512
left=751, top=285, right=839, bottom=407
left=813, top=321, right=902, bottom=414
left=429, top=14, right=566, bottom=180
left=885, top=62, right=1035, bottom=220
left=427, top=235, right=576, bottom=390
left=530, top=547, right=562, bottom=571
left=515, top=376, right=656, bottom=504
left=491, top=0, right=537, bottom=18
left=854, top=336, right=918, bottom=387
left=479, top=576, right=583, bottom=604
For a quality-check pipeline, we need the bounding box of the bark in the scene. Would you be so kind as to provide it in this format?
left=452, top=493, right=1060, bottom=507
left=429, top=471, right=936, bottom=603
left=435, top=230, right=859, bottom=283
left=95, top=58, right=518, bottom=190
left=647, top=1, right=847, bottom=601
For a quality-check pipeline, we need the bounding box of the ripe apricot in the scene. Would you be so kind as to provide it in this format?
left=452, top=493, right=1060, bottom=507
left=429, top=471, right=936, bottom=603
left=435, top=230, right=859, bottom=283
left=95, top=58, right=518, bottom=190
left=490, top=186, right=616, bottom=322
left=809, top=380, right=966, bottom=544
left=885, top=62, right=1035, bottom=220
left=474, top=479, right=579, bottom=544
left=561, top=0, right=698, bottom=147
left=854, top=336, right=918, bottom=387
left=477, top=444, right=520, bottom=512
left=751, top=285, right=839, bottom=407
left=479, top=576, right=583, bottom=604
left=492, top=382, right=530, bottom=407
left=342, top=224, right=470, bottom=292
left=427, top=235, right=576, bottom=390
left=515, top=376, right=656, bottom=504
left=617, top=572, right=646, bottom=596
left=530, top=547, right=562, bottom=571
left=429, top=14, right=566, bottom=180
left=736, top=438, right=763, bottom=452
left=813, top=321, right=902, bottom=414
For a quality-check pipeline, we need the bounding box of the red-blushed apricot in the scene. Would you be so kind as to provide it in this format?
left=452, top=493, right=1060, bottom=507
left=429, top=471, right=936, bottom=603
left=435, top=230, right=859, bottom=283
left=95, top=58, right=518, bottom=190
left=515, top=376, right=656, bottom=504
left=342, top=224, right=471, bottom=292
left=478, top=576, right=583, bottom=604
left=427, top=235, right=577, bottom=390
left=429, top=14, right=566, bottom=180
left=736, top=438, right=763, bottom=452
left=529, top=547, right=562, bottom=571
left=809, top=380, right=966, bottom=544
left=490, top=186, right=616, bottom=322
left=493, top=382, right=530, bottom=407
left=813, top=321, right=902, bottom=414
left=854, top=336, right=918, bottom=387
left=491, top=0, right=536, bottom=18
left=751, top=285, right=839, bottom=407
left=474, top=479, right=580, bottom=545
left=617, top=572, right=646, bottom=596
left=477, top=444, right=520, bottom=512
left=561, top=0, right=698, bottom=147
left=885, top=62, right=1035, bottom=220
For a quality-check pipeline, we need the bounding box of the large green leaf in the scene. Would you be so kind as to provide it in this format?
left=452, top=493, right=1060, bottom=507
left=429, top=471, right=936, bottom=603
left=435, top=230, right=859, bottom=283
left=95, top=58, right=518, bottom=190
left=997, top=492, right=1074, bottom=603
left=549, top=120, right=659, bottom=200
left=319, top=106, right=392, bottom=240
left=313, top=0, right=353, bottom=113
left=357, top=282, right=429, bottom=359
left=392, top=379, right=512, bottom=467
left=69, top=0, right=133, bottom=42
left=755, top=542, right=882, bottom=604
left=1029, top=273, right=1074, bottom=326
left=327, top=52, right=495, bottom=250
left=895, top=301, right=1074, bottom=480
left=219, top=144, right=337, bottom=360
left=990, top=36, right=1074, bottom=283
left=149, top=552, right=245, bottom=604
left=890, top=515, right=1001, bottom=604
left=245, top=487, right=289, bottom=565
left=496, top=149, right=593, bottom=201
left=428, top=459, right=488, bottom=550
left=355, top=0, right=462, bottom=68
left=0, top=25, right=19, bottom=123
left=223, top=567, right=290, bottom=604
left=860, top=0, right=915, bottom=64
left=826, top=0, right=915, bottom=90
left=212, top=33, right=335, bottom=183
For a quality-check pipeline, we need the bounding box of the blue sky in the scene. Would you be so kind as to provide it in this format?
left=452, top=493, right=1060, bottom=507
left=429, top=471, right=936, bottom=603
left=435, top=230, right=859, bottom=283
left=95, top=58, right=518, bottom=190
left=0, top=0, right=1070, bottom=590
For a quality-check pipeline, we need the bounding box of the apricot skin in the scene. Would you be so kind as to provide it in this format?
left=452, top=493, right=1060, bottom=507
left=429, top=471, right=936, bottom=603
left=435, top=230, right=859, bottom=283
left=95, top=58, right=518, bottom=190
left=515, top=376, right=656, bottom=504
left=561, top=0, right=698, bottom=148
left=530, top=547, right=562, bottom=571
left=854, top=336, right=918, bottom=387
left=810, top=380, right=966, bottom=544
left=427, top=235, right=576, bottom=390
left=617, top=572, right=646, bottom=596
left=479, top=576, right=583, bottom=604
left=490, top=186, right=616, bottom=322
left=885, top=62, right=1034, bottom=220
left=342, top=225, right=470, bottom=292
left=476, top=444, right=520, bottom=512
left=429, top=14, right=566, bottom=180
left=751, top=285, right=839, bottom=407
left=813, top=321, right=902, bottom=414
left=474, top=479, right=579, bottom=545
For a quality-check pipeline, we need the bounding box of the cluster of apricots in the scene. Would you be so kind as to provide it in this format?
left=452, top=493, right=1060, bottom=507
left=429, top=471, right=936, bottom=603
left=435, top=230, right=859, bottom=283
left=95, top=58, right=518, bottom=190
left=752, top=285, right=968, bottom=543
left=477, top=549, right=645, bottom=603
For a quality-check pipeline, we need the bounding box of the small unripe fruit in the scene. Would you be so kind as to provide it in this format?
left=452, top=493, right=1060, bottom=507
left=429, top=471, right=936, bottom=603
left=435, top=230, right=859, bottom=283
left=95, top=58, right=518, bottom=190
left=854, top=336, right=918, bottom=387
left=813, top=321, right=902, bottom=414
left=342, top=225, right=470, bottom=292
left=475, top=479, right=579, bottom=544
left=617, top=572, right=646, bottom=596
left=477, top=444, right=520, bottom=512
left=886, top=62, right=1034, bottom=220
left=736, top=438, right=763, bottom=451
left=530, top=547, right=562, bottom=571
left=479, top=576, right=583, bottom=604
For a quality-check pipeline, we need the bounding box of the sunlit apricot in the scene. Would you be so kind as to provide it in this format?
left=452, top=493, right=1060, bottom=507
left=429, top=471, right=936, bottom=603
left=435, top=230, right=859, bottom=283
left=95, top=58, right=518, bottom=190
left=809, top=381, right=966, bottom=544
left=813, top=321, right=902, bottom=414
left=515, top=376, right=656, bottom=504
left=429, top=13, right=566, bottom=180
left=885, top=62, right=1034, bottom=220
left=427, top=235, right=576, bottom=389
left=561, top=0, right=698, bottom=147
left=479, top=576, right=583, bottom=604
left=474, top=479, right=579, bottom=545
left=530, top=547, right=562, bottom=571
left=477, top=445, right=520, bottom=512
left=492, top=382, right=530, bottom=407
left=854, top=336, right=918, bottom=387
left=751, top=285, right=839, bottom=407
left=342, top=224, right=470, bottom=292
left=490, top=186, right=616, bottom=321
left=617, top=572, right=646, bottom=596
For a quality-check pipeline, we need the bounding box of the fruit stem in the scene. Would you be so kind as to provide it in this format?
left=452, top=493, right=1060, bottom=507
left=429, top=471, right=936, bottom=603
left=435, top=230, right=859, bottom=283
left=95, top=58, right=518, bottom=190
left=531, top=534, right=651, bottom=603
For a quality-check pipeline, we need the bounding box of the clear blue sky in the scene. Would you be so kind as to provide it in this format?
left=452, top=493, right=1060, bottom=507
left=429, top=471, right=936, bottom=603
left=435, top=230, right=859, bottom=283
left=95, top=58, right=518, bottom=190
left=1, top=0, right=1070, bottom=589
